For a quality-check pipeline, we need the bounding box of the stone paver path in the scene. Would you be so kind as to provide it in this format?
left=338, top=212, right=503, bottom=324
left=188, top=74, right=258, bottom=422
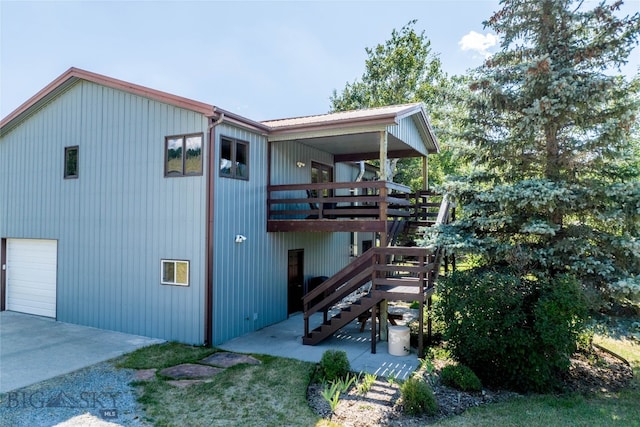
left=200, top=352, right=261, bottom=368
left=159, top=363, right=224, bottom=379
left=140, top=351, right=261, bottom=387
left=135, top=368, right=157, bottom=380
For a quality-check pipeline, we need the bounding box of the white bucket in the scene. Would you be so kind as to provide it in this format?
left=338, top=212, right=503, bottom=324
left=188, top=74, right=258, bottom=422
left=388, top=325, right=410, bottom=356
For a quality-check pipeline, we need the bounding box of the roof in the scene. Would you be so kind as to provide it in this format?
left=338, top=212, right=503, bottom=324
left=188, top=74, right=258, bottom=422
left=262, top=103, right=440, bottom=156
left=1, top=68, right=439, bottom=156
left=0, top=67, right=268, bottom=134
left=263, top=103, right=425, bottom=131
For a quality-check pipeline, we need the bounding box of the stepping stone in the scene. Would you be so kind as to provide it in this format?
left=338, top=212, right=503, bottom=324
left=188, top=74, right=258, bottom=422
left=200, top=352, right=261, bottom=368
left=159, top=363, right=223, bottom=379
left=135, top=368, right=157, bottom=381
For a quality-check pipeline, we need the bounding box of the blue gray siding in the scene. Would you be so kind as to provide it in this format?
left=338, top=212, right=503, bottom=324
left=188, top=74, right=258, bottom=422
left=1, top=80, right=355, bottom=346
left=388, top=115, right=431, bottom=157
left=211, top=126, right=351, bottom=344
left=0, top=80, right=207, bottom=343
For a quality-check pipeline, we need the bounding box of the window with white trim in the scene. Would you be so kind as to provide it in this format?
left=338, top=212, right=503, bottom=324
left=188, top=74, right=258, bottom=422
left=161, top=259, right=190, bottom=286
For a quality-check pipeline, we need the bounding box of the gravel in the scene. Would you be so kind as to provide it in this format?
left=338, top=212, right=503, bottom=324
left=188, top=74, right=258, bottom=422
left=0, top=360, right=148, bottom=427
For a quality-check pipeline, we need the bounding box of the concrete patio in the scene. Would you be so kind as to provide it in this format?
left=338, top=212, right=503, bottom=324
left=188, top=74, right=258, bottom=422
left=219, top=308, right=422, bottom=380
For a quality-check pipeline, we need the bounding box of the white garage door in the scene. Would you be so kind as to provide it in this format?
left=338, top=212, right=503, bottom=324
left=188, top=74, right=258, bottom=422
left=6, top=239, right=57, bottom=318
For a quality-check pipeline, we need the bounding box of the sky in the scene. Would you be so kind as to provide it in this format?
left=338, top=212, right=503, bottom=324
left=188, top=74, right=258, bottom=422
left=1, top=0, right=639, bottom=122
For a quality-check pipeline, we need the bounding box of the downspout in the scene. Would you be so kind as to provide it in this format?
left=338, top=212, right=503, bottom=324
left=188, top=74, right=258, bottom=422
left=355, top=161, right=365, bottom=182
left=204, top=109, right=225, bottom=346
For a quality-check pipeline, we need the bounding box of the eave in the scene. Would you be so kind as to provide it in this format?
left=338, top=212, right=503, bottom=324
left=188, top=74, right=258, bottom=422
left=0, top=67, right=268, bottom=135
left=262, top=103, right=440, bottom=158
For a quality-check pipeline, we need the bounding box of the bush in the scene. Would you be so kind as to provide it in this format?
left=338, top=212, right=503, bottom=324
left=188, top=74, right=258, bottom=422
left=319, top=350, right=351, bottom=382
left=400, top=376, right=438, bottom=416
left=576, top=328, right=594, bottom=354
left=435, top=268, right=587, bottom=392
left=439, top=364, right=482, bottom=392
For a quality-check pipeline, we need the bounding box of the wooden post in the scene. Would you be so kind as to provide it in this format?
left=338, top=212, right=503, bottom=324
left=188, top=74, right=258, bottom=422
left=422, top=156, right=428, bottom=191
left=418, top=252, right=425, bottom=358
left=377, top=131, right=390, bottom=344
left=451, top=206, right=456, bottom=271
left=304, top=316, right=309, bottom=339
left=380, top=300, right=388, bottom=341
left=371, top=250, right=378, bottom=354
left=427, top=253, right=435, bottom=346
left=379, top=130, right=388, bottom=181
left=427, top=296, right=433, bottom=348
left=444, top=249, right=449, bottom=274
left=379, top=185, right=388, bottom=248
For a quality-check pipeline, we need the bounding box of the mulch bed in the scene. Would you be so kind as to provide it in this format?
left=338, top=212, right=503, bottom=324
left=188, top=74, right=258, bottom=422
left=308, top=345, right=635, bottom=426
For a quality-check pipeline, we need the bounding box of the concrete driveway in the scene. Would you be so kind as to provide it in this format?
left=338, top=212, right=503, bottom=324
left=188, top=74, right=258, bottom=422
left=0, top=311, right=163, bottom=393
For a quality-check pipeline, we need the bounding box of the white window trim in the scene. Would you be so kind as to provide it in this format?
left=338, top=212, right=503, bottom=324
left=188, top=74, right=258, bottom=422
left=161, top=259, right=190, bottom=286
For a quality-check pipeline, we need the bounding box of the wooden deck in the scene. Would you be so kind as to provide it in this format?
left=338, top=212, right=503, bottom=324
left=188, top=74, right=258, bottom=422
left=298, top=194, right=456, bottom=357
left=267, top=182, right=440, bottom=232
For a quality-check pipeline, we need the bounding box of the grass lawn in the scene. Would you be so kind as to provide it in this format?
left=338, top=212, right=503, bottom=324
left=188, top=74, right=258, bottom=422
left=121, top=337, right=639, bottom=427
left=119, top=342, right=320, bottom=426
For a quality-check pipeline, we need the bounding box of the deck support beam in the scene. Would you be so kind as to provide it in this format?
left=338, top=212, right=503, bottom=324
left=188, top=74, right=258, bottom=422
left=379, top=130, right=388, bottom=181
left=377, top=131, right=390, bottom=343
left=422, top=156, right=428, bottom=191
left=380, top=300, right=388, bottom=341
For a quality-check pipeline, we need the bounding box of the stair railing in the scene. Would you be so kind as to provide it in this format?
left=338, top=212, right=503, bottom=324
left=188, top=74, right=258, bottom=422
left=301, top=193, right=456, bottom=348
left=302, top=248, right=376, bottom=338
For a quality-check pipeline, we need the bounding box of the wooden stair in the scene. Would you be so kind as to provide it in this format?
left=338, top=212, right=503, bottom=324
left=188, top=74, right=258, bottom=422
left=301, top=193, right=456, bottom=354
left=302, top=294, right=381, bottom=345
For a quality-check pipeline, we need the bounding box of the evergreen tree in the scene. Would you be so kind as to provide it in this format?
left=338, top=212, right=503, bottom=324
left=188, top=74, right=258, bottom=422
left=434, top=0, right=640, bottom=305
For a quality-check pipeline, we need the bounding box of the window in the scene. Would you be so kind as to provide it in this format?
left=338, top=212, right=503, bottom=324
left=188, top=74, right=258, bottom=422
left=220, top=136, right=249, bottom=180
left=64, top=146, right=79, bottom=179
left=165, top=133, right=203, bottom=177
left=161, top=259, right=189, bottom=286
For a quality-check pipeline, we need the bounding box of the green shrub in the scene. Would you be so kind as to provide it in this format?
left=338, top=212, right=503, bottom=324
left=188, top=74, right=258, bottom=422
left=435, top=268, right=587, bottom=392
left=400, top=376, right=438, bottom=416
left=439, top=364, right=482, bottom=392
left=319, top=350, right=351, bottom=382
left=576, top=328, right=594, bottom=354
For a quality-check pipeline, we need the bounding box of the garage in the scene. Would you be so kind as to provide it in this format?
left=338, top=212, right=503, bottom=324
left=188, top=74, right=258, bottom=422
left=5, top=239, right=57, bottom=318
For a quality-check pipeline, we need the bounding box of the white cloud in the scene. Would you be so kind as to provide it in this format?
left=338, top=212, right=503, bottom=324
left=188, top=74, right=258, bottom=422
left=459, top=31, right=499, bottom=58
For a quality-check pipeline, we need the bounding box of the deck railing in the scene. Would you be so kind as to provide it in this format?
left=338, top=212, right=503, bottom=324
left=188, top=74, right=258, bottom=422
left=268, top=181, right=413, bottom=220
left=300, top=194, right=456, bottom=355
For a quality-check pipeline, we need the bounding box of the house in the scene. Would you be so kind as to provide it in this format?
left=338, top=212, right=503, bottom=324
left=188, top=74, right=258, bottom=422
left=0, top=67, right=447, bottom=350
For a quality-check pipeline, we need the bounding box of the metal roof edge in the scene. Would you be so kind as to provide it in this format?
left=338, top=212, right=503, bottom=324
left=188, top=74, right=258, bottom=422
left=263, top=102, right=431, bottom=136
left=266, top=117, right=393, bottom=138
left=1, top=67, right=217, bottom=132
left=396, top=103, right=440, bottom=154
left=211, top=106, right=270, bottom=134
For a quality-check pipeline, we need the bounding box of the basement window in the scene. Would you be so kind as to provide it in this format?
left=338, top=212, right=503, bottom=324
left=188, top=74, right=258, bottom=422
left=64, top=146, right=79, bottom=179
left=165, top=133, right=203, bottom=177
left=161, top=259, right=190, bottom=286
left=220, top=136, right=249, bottom=180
